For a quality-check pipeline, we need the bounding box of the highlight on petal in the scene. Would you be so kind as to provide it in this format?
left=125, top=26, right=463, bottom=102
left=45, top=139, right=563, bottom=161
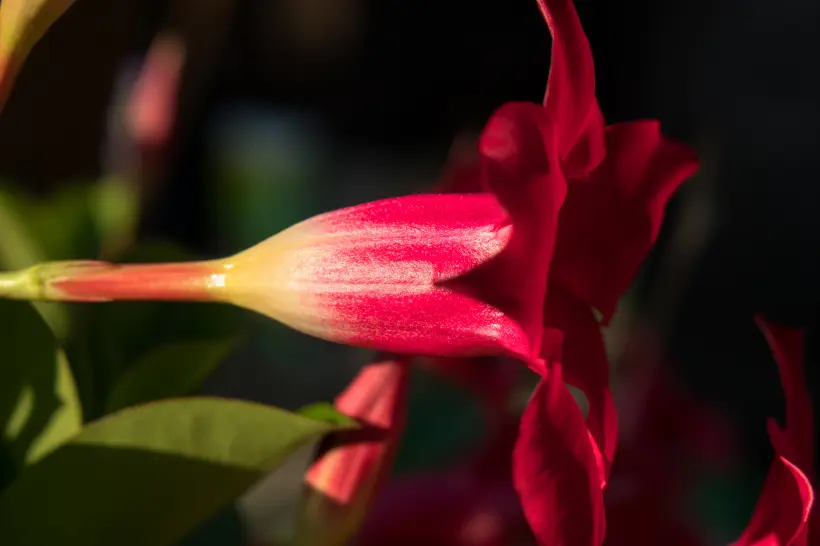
left=732, top=451, right=814, bottom=546
left=543, top=287, right=617, bottom=483
left=224, top=194, right=532, bottom=360
left=513, top=364, right=605, bottom=546
left=0, top=0, right=76, bottom=112
left=731, top=317, right=815, bottom=546
left=551, top=120, right=700, bottom=322
left=296, top=356, right=410, bottom=546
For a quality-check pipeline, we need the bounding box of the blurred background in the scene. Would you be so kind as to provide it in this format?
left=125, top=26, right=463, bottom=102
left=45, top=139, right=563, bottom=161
left=0, top=0, right=817, bottom=544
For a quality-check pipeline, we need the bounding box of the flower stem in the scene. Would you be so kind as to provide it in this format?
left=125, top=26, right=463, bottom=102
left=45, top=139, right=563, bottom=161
left=0, top=260, right=226, bottom=303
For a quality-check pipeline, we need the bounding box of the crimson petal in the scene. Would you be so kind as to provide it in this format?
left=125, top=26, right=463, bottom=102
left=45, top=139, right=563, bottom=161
left=298, top=356, right=410, bottom=545
left=732, top=318, right=815, bottom=546
left=536, top=0, right=603, bottom=170
left=513, top=363, right=605, bottom=546
left=551, top=121, right=699, bottom=322
left=543, top=287, right=617, bottom=483
left=445, top=102, right=566, bottom=359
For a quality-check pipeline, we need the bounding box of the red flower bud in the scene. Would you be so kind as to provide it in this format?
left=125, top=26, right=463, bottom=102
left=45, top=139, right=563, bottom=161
left=295, top=356, right=409, bottom=546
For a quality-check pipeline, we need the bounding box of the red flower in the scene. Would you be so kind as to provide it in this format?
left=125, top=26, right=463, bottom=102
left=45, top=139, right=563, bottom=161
left=0, top=194, right=539, bottom=361
left=731, top=317, right=815, bottom=546
left=295, top=356, right=410, bottom=546
left=437, top=0, right=698, bottom=505
left=430, top=1, right=697, bottom=542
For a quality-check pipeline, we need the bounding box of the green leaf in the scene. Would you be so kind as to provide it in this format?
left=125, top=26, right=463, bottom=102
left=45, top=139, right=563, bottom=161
left=0, top=300, right=82, bottom=489
left=297, top=402, right=358, bottom=428
left=0, top=397, right=347, bottom=546
left=105, top=337, right=240, bottom=414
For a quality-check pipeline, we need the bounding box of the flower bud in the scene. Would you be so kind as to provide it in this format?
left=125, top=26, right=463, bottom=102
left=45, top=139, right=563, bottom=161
left=294, top=356, right=409, bottom=546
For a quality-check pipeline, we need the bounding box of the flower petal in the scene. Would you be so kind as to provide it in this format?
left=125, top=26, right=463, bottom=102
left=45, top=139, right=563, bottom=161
left=732, top=318, right=815, bottom=546
left=732, top=450, right=814, bottom=546
left=536, top=0, right=600, bottom=163
left=551, top=121, right=699, bottom=322
left=755, top=318, right=813, bottom=472
left=226, top=194, right=532, bottom=360
left=298, top=356, right=410, bottom=545
left=513, top=363, right=605, bottom=546
left=543, top=287, right=617, bottom=484
left=445, top=102, right=566, bottom=357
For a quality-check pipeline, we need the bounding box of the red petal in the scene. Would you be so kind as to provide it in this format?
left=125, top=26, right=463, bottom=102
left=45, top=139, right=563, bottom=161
left=447, top=102, right=566, bottom=357
left=732, top=452, right=814, bottom=546
left=563, top=102, right=606, bottom=179
left=513, top=364, right=605, bottom=546
left=299, top=356, right=410, bottom=543
left=543, top=287, right=617, bottom=483
left=228, top=194, right=533, bottom=360
left=732, top=318, right=815, bottom=546
left=535, top=0, right=602, bottom=167
left=305, top=356, right=410, bottom=503
left=755, top=318, right=813, bottom=473
left=551, top=121, right=699, bottom=322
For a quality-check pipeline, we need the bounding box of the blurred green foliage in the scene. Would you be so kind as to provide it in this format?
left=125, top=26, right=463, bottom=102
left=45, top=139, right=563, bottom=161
left=0, top=177, right=355, bottom=545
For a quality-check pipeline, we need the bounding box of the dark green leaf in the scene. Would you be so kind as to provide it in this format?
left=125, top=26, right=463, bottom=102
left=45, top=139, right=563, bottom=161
left=0, top=300, right=82, bottom=489
left=105, top=337, right=240, bottom=414
left=0, top=397, right=348, bottom=546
